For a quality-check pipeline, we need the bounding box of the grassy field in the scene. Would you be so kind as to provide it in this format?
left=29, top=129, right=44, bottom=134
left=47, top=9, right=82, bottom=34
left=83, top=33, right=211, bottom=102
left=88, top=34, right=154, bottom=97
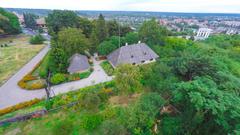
left=0, top=34, right=45, bottom=86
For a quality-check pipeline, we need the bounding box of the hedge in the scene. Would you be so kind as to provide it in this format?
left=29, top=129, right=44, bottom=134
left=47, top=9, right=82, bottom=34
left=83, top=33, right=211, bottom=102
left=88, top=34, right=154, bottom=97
left=0, top=98, right=41, bottom=116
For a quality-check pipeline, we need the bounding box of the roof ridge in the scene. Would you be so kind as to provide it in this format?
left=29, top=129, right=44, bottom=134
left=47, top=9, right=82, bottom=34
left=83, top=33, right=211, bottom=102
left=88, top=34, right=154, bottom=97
left=116, top=46, right=122, bottom=65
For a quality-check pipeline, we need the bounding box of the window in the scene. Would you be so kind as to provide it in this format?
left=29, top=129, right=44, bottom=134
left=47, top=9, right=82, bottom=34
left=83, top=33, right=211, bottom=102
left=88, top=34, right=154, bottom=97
left=141, top=60, right=145, bottom=63
left=131, top=55, right=134, bottom=58
left=144, top=52, right=147, bottom=55
left=150, top=58, right=153, bottom=61
left=132, top=63, right=136, bottom=65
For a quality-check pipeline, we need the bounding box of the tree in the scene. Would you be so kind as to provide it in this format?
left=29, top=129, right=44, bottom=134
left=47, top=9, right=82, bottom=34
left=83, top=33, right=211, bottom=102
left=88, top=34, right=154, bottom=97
left=139, top=18, right=168, bottom=45
left=91, top=14, right=108, bottom=49
left=97, top=36, right=123, bottom=56
left=120, top=93, right=165, bottom=134
left=124, top=32, right=139, bottom=44
left=77, top=17, right=93, bottom=38
left=107, top=20, right=119, bottom=37
left=23, top=13, right=37, bottom=29
left=0, top=8, right=21, bottom=34
left=172, top=77, right=240, bottom=135
left=46, top=10, right=79, bottom=34
left=115, top=64, right=142, bottom=95
left=56, top=28, right=90, bottom=57
left=49, top=46, right=68, bottom=73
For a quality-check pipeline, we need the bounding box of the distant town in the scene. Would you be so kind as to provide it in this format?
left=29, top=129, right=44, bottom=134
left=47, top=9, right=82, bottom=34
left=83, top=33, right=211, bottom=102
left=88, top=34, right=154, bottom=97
left=7, top=8, right=240, bottom=40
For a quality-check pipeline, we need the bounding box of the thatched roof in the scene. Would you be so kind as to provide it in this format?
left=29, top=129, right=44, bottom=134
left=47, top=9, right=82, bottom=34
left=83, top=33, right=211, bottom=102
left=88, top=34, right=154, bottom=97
left=107, top=43, right=159, bottom=67
left=67, top=54, right=90, bottom=74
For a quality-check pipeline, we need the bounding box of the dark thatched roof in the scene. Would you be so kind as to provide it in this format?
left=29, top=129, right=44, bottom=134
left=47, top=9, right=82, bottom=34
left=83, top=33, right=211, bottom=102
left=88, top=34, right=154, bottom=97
left=107, top=43, right=159, bottom=67
left=67, top=54, right=90, bottom=74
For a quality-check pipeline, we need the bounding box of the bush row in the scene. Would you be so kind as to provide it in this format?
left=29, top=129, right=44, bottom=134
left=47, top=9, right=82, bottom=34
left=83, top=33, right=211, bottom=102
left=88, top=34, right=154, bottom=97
left=0, top=98, right=41, bottom=116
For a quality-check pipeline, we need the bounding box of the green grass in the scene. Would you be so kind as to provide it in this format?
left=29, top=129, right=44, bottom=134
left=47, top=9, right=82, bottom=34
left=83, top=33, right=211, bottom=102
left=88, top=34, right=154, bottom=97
left=0, top=34, right=45, bottom=86
left=100, top=61, right=114, bottom=76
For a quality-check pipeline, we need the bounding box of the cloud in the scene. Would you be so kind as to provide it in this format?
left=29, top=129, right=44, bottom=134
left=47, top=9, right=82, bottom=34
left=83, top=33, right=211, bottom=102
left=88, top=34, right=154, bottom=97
left=0, top=0, right=240, bottom=13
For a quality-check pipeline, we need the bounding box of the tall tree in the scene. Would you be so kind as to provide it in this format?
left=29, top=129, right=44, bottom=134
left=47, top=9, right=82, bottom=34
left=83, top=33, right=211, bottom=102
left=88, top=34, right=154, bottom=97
left=56, top=28, right=90, bottom=57
left=23, top=13, right=37, bottom=29
left=46, top=10, right=79, bottom=34
left=77, top=17, right=93, bottom=38
left=106, top=20, right=119, bottom=37
left=139, top=18, right=168, bottom=45
left=91, top=14, right=108, bottom=50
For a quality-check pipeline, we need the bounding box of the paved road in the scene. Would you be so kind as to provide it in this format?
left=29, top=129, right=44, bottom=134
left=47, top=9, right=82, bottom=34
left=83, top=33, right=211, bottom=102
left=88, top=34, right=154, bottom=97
left=0, top=46, right=112, bottom=110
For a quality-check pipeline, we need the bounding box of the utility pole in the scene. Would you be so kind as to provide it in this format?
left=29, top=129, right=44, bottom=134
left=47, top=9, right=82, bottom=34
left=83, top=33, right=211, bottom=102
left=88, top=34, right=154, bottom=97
left=45, top=70, right=51, bottom=101
left=118, top=22, right=121, bottom=48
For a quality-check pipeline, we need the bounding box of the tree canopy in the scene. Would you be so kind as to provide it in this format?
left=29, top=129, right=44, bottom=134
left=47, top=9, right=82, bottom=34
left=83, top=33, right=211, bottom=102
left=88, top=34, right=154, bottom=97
left=0, top=8, right=21, bottom=34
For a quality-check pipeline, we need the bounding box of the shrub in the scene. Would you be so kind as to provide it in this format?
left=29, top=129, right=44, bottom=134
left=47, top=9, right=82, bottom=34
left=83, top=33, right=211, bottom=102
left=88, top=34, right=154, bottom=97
left=26, top=80, right=46, bottom=90
left=18, top=74, right=37, bottom=89
left=81, top=114, right=103, bottom=131
left=30, top=34, right=45, bottom=44
left=79, top=71, right=91, bottom=79
left=100, top=61, right=114, bottom=76
left=38, top=52, right=50, bottom=78
left=0, top=98, right=41, bottom=116
left=50, top=73, right=66, bottom=85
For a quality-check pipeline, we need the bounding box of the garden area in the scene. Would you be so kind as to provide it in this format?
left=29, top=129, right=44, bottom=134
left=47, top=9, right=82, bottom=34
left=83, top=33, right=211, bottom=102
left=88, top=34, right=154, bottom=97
left=0, top=34, right=45, bottom=86
left=18, top=53, right=93, bottom=90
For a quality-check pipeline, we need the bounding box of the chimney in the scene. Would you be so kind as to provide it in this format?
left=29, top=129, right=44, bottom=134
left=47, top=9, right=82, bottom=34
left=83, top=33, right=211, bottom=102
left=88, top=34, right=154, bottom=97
left=125, top=43, right=128, bottom=46
left=138, top=41, right=141, bottom=44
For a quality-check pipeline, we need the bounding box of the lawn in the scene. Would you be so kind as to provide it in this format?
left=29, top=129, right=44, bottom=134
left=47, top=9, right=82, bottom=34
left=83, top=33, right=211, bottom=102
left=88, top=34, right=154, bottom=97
left=0, top=34, right=45, bottom=86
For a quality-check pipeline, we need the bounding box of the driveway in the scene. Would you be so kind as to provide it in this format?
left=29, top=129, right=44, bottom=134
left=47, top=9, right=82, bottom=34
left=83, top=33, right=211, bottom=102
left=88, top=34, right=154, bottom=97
left=0, top=47, right=112, bottom=110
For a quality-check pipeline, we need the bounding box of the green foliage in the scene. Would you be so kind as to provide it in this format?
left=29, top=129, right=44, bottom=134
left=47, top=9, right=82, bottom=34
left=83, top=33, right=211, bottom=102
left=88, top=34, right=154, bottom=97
left=172, top=77, right=240, bottom=134
left=97, top=36, right=123, bottom=56
left=49, top=46, right=68, bottom=73
left=50, top=73, right=66, bottom=85
left=56, top=28, right=90, bottom=57
left=124, top=32, right=139, bottom=44
left=161, top=117, right=181, bottom=135
left=30, top=34, right=45, bottom=44
left=80, top=92, right=101, bottom=111
left=77, top=17, right=93, bottom=38
left=46, top=10, right=79, bottom=34
left=79, top=71, right=91, bottom=79
left=80, top=114, right=103, bottom=131
left=100, top=61, right=114, bottom=76
left=91, top=14, right=108, bottom=48
left=139, top=18, right=168, bottom=45
left=115, top=64, right=143, bottom=95
left=0, top=8, right=21, bottom=34
left=23, top=13, right=38, bottom=29
left=52, top=119, right=74, bottom=135
left=98, top=120, right=128, bottom=135
left=38, top=52, right=50, bottom=78
left=120, top=93, right=165, bottom=134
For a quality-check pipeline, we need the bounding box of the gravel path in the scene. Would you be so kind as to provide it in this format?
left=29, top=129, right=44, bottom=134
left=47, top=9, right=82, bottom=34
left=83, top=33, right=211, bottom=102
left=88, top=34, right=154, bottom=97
left=0, top=45, right=112, bottom=109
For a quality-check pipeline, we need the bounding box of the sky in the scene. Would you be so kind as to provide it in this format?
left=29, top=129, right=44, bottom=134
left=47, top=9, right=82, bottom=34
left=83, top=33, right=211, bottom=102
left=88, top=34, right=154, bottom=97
left=1, top=0, right=240, bottom=13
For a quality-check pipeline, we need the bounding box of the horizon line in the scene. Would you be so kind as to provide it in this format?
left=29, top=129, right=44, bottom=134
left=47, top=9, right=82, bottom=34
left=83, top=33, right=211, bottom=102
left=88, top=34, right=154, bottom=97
left=4, top=7, right=240, bottom=15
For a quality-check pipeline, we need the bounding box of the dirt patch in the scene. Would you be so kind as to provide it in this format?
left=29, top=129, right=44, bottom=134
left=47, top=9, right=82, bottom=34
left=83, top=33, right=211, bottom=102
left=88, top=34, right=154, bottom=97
left=109, top=93, right=141, bottom=107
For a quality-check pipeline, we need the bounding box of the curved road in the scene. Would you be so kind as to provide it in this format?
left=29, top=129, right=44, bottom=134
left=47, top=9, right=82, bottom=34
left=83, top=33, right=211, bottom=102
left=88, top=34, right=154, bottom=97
left=0, top=45, right=112, bottom=109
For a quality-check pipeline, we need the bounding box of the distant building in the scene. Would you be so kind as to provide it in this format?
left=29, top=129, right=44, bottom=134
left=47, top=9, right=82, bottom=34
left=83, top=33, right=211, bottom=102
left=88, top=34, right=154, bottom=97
left=195, top=28, right=212, bottom=40
left=13, top=12, right=24, bottom=25
left=36, top=18, right=47, bottom=31
left=67, top=54, right=90, bottom=74
left=107, top=42, right=159, bottom=68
